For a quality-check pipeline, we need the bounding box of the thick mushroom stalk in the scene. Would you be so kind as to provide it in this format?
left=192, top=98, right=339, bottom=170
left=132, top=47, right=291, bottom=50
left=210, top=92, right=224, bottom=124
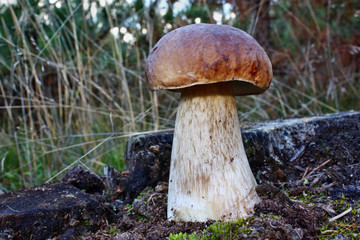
left=168, top=83, right=261, bottom=222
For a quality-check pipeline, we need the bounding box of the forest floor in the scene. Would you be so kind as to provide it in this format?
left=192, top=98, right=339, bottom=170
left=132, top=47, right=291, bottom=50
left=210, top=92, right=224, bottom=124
left=75, top=161, right=359, bottom=239
left=1, top=161, right=359, bottom=239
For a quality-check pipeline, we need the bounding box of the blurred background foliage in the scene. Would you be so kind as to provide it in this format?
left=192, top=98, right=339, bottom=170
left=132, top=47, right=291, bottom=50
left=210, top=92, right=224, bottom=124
left=0, top=0, right=359, bottom=191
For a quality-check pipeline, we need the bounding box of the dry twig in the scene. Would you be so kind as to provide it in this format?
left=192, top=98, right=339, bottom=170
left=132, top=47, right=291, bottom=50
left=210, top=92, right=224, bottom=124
left=329, top=207, right=353, bottom=222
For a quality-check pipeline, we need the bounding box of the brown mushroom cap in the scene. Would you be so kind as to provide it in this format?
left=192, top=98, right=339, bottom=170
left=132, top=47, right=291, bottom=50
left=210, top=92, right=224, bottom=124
left=145, top=23, right=273, bottom=96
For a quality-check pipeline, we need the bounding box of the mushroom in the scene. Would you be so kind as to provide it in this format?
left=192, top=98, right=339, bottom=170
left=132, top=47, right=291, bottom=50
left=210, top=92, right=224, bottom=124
left=145, top=23, right=273, bottom=222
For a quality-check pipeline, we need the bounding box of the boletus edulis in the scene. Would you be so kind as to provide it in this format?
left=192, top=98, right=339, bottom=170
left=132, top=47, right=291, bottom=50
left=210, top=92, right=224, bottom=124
left=145, top=23, right=273, bottom=222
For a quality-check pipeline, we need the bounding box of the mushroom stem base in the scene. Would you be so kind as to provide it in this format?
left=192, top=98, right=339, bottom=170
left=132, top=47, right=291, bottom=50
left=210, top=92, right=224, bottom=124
left=168, top=83, right=261, bottom=222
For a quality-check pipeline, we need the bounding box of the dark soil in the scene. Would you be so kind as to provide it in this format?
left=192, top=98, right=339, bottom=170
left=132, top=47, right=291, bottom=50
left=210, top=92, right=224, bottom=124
left=1, top=162, right=359, bottom=240
left=70, top=163, right=360, bottom=239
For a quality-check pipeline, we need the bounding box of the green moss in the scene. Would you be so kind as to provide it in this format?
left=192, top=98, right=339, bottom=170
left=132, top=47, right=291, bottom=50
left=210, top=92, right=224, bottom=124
left=137, top=215, right=149, bottom=222
left=260, top=213, right=280, bottom=219
left=107, top=227, right=118, bottom=234
left=169, top=217, right=255, bottom=240
left=289, top=190, right=316, bottom=203
left=169, top=232, right=198, bottom=240
left=318, top=199, right=360, bottom=239
left=169, top=232, right=209, bottom=240
left=83, top=220, right=90, bottom=227
left=351, top=206, right=358, bottom=216
left=319, top=222, right=360, bottom=240
left=136, top=186, right=154, bottom=200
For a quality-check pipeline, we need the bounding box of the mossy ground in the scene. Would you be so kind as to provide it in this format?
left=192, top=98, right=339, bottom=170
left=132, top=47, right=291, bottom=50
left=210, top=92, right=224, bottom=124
left=81, top=170, right=360, bottom=239
left=3, top=162, right=359, bottom=239
left=169, top=187, right=359, bottom=240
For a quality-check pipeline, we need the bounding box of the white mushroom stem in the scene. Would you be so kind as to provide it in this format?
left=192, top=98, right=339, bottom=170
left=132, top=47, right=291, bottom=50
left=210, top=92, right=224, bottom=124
left=167, top=83, right=261, bottom=222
